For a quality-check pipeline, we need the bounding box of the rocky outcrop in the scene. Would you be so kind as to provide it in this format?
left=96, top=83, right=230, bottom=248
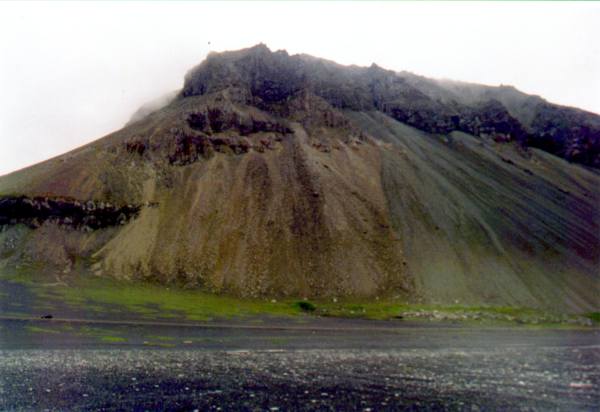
left=455, top=99, right=527, bottom=142
left=124, top=104, right=293, bottom=166
left=181, top=44, right=600, bottom=168
left=527, top=103, right=600, bottom=167
left=0, top=196, right=141, bottom=230
left=185, top=106, right=292, bottom=136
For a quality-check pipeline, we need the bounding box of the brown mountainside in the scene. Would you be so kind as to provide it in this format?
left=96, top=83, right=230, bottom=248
left=0, top=45, right=598, bottom=311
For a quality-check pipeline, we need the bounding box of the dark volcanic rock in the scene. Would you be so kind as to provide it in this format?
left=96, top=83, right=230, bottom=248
left=181, top=44, right=600, bottom=168
left=125, top=104, right=293, bottom=166
left=456, top=99, right=527, bottom=141
left=527, top=103, right=600, bottom=167
left=185, top=106, right=292, bottom=136
left=0, top=196, right=141, bottom=230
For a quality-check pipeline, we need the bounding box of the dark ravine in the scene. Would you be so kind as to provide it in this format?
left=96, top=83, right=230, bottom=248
left=0, top=44, right=598, bottom=311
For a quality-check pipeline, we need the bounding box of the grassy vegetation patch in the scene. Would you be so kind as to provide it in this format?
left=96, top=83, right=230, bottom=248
left=25, top=325, right=60, bottom=334
left=295, top=301, right=316, bottom=312
left=56, top=276, right=302, bottom=320
left=585, top=312, right=600, bottom=323
left=143, top=341, right=175, bottom=348
left=312, top=299, right=591, bottom=327
left=71, top=325, right=129, bottom=343
left=147, top=335, right=175, bottom=341
left=0, top=266, right=40, bottom=285
left=1, top=265, right=594, bottom=327
left=100, top=335, right=127, bottom=343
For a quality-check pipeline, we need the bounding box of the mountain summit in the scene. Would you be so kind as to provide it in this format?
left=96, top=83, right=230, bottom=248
left=182, top=44, right=600, bottom=167
left=0, top=45, right=598, bottom=311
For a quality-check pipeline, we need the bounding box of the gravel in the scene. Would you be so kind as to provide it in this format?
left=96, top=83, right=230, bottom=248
left=1, top=344, right=598, bottom=411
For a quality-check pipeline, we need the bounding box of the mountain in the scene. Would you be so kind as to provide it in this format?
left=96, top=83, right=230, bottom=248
left=1, top=44, right=598, bottom=311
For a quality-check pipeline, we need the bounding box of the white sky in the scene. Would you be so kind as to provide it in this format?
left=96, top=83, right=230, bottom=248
left=1, top=1, right=599, bottom=176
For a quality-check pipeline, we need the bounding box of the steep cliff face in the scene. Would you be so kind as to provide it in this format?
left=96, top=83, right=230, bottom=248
left=182, top=44, right=600, bottom=168
left=0, top=45, right=598, bottom=310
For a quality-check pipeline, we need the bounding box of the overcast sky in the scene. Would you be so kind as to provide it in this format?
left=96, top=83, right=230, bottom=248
left=1, top=1, right=599, bottom=176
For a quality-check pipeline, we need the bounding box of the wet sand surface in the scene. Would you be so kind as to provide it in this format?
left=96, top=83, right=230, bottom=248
left=0, top=318, right=598, bottom=411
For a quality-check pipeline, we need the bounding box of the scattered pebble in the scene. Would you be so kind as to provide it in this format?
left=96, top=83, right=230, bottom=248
left=569, top=382, right=593, bottom=389
left=0, top=330, right=597, bottom=410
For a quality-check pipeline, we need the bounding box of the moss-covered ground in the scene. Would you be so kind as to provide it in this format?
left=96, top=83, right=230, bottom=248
left=0, top=267, right=596, bottom=327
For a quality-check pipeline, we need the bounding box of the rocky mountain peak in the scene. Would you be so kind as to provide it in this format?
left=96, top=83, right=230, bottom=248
left=182, top=44, right=304, bottom=106
left=177, top=45, right=600, bottom=167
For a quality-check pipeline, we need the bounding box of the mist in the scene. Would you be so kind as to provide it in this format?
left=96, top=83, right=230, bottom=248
left=1, top=1, right=599, bottom=176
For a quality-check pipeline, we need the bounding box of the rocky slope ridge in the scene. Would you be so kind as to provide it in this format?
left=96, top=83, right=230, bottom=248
left=0, top=45, right=598, bottom=311
left=183, top=44, right=600, bottom=168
